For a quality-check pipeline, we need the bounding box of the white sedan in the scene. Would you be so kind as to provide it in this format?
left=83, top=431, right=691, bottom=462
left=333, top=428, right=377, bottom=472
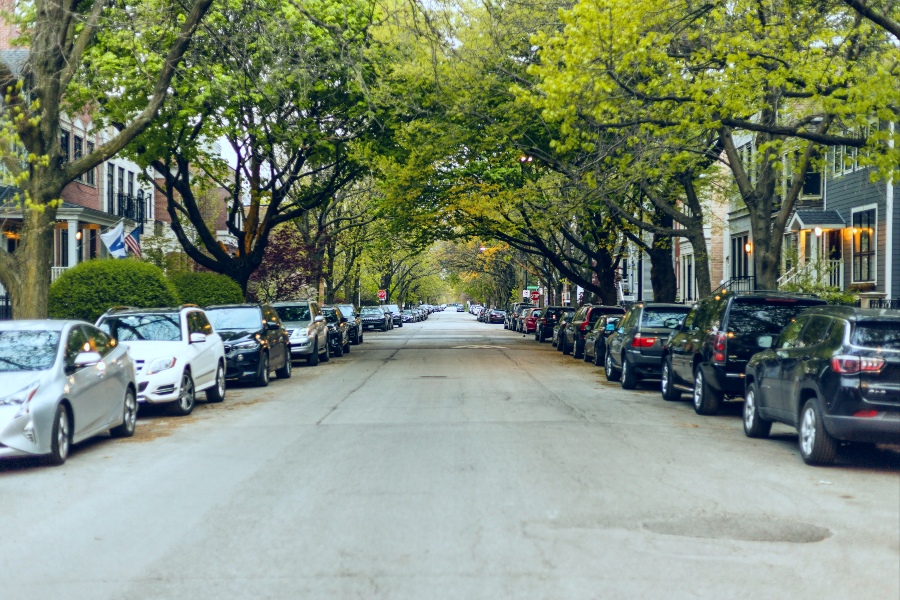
left=97, top=306, right=226, bottom=416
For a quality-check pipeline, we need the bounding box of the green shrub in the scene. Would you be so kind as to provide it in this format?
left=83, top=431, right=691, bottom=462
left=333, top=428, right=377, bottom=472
left=169, top=271, right=244, bottom=307
left=49, top=259, right=180, bottom=321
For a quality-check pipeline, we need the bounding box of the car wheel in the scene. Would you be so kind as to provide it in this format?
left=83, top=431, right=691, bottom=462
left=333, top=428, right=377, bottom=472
left=574, top=340, right=584, bottom=359
left=692, top=366, right=721, bottom=415
left=344, top=338, right=351, bottom=354
left=605, top=353, right=621, bottom=382
left=561, top=335, right=571, bottom=355
left=334, top=337, right=344, bottom=357
left=168, top=371, right=196, bottom=415
left=621, top=355, right=638, bottom=389
left=321, top=339, right=331, bottom=362
left=582, top=344, right=592, bottom=362
left=205, top=363, right=226, bottom=403
left=799, top=397, right=837, bottom=466
left=47, top=404, right=71, bottom=466
left=537, top=331, right=543, bottom=343
left=254, top=354, right=270, bottom=388
left=275, top=352, right=292, bottom=379
left=593, top=342, right=604, bottom=367
left=359, top=332, right=363, bottom=343
left=307, top=340, right=320, bottom=366
left=743, top=382, right=772, bottom=438
left=111, top=387, right=138, bottom=438
left=660, top=357, right=681, bottom=401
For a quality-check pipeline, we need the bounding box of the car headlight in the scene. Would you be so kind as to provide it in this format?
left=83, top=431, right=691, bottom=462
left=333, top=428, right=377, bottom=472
left=0, top=382, right=40, bottom=408
left=146, top=356, right=177, bottom=375
left=233, top=340, right=259, bottom=350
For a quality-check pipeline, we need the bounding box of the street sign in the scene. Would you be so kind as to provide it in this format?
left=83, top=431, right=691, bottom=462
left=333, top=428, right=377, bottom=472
left=530, top=290, right=540, bottom=302
left=526, top=285, right=539, bottom=290
left=522, top=289, right=529, bottom=299
left=377, top=289, right=386, bottom=301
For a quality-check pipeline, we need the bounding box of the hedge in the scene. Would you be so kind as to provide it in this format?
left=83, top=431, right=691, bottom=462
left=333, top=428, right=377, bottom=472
left=49, top=259, right=180, bottom=322
left=169, top=271, right=244, bottom=307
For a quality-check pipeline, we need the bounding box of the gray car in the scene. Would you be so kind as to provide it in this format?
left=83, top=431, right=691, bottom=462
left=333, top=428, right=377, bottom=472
left=273, top=301, right=330, bottom=366
left=0, top=320, right=137, bottom=465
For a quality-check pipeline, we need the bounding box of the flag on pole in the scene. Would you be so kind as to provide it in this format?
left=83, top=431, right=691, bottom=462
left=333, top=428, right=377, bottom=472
left=125, top=224, right=142, bottom=258
left=100, top=221, right=127, bottom=258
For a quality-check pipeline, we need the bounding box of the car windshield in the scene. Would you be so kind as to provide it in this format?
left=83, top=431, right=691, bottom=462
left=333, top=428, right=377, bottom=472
left=206, top=307, right=263, bottom=330
left=322, top=309, right=339, bottom=324
left=337, top=305, right=355, bottom=316
left=100, top=313, right=182, bottom=341
left=728, top=299, right=823, bottom=335
left=0, top=330, right=61, bottom=372
left=643, top=308, right=691, bottom=328
left=274, top=305, right=311, bottom=322
left=361, top=308, right=382, bottom=315
left=852, top=322, right=900, bottom=350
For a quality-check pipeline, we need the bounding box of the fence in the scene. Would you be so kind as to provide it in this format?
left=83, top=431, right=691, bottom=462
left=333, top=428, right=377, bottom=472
left=0, top=294, right=11, bottom=320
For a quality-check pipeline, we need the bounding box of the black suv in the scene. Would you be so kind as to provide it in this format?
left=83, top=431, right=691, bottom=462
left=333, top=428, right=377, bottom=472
left=205, top=303, right=292, bottom=386
left=605, top=303, right=692, bottom=389
left=562, top=305, right=625, bottom=358
left=536, top=306, right=575, bottom=343
left=660, top=291, right=827, bottom=414
left=744, top=306, right=900, bottom=465
left=322, top=306, right=351, bottom=357
left=336, top=304, right=363, bottom=344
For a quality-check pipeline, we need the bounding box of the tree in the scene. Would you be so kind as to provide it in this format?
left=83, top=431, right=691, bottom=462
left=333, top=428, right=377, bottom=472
left=0, top=0, right=212, bottom=317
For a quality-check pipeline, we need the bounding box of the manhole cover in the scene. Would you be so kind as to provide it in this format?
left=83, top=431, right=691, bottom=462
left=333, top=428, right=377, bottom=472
left=643, top=514, right=831, bottom=544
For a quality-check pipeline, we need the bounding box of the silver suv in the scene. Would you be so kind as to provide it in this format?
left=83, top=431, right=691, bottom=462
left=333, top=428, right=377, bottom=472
left=273, top=301, right=330, bottom=366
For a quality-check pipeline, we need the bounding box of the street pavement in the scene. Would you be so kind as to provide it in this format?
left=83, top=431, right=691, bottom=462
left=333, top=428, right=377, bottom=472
left=1, top=310, right=898, bottom=599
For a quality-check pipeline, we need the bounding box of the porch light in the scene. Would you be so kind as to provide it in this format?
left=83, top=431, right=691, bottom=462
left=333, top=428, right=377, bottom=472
left=75, top=230, right=82, bottom=241
left=744, top=242, right=752, bottom=254
left=814, top=227, right=822, bottom=237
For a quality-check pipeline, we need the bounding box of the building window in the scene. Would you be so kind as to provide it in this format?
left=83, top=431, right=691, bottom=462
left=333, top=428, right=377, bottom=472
left=107, top=164, right=115, bottom=213
left=852, top=208, right=876, bottom=283
left=127, top=171, right=135, bottom=196
left=731, top=234, right=751, bottom=279
left=59, top=129, right=70, bottom=162
left=736, top=142, right=755, bottom=185
left=85, top=141, right=95, bottom=185
left=73, top=136, right=83, bottom=181
left=60, top=229, right=68, bottom=267
left=118, top=167, right=125, bottom=197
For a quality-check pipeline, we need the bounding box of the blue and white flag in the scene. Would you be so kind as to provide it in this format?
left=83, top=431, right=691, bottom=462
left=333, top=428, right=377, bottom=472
left=100, top=221, right=127, bottom=258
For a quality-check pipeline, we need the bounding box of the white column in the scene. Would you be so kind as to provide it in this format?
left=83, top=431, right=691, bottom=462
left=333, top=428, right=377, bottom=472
left=885, top=122, right=894, bottom=299
left=67, top=220, right=78, bottom=267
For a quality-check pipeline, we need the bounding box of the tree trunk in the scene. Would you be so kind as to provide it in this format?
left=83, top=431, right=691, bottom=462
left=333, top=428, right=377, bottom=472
left=647, top=235, right=676, bottom=302
left=752, top=213, right=782, bottom=291
left=8, top=208, right=56, bottom=318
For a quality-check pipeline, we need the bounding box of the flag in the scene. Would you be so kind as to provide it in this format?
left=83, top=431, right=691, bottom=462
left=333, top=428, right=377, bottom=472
left=125, top=224, right=142, bottom=258
left=100, top=221, right=127, bottom=258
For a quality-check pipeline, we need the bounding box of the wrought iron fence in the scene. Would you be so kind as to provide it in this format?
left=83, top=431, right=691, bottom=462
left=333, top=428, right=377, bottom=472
left=870, top=299, right=900, bottom=310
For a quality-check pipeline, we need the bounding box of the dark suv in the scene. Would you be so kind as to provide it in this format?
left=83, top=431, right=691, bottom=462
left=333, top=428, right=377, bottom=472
left=205, top=303, right=291, bottom=385
left=536, top=306, right=575, bottom=343
left=604, top=303, right=692, bottom=389
left=744, top=306, right=900, bottom=465
left=336, top=304, right=363, bottom=344
left=660, top=291, right=827, bottom=415
left=561, top=305, right=625, bottom=358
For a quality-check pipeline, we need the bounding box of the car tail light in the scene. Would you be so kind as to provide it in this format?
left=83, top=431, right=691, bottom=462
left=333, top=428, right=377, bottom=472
left=831, top=355, right=885, bottom=374
left=853, top=410, right=879, bottom=418
left=713, top=332, right=727, bottom=364
left=632, top=335, right=657, bottom=348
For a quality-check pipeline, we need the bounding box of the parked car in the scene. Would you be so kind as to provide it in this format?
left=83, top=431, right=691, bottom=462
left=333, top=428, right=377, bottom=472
left=743, top=306, right=900, bottom=465
left=660, top=291, right=827, bottom=414
left=604, top=303, right=693, bottom=389
left=335, top=304, right=363, bottom=344
left=385, top=304, right=403, bottom=327
left=562, top=305, right=625, bottom=358
left=489, top=310, right=506, bottom=324
left=584, top=315, right=622, bottom=366
left=205, top=303, right=292, bottom=386
left=0, top=320, right=137, bottom=465
left=505, top=303, right=535, bottom=330
left=273, top=301, right=329, bottom=366
left=322, top=306, right=351, bottom=357
left=361, top=306, right=391, bottom=331
left=522, top=308, right=542, bottom=334
left=379, top=306, right=395, bottom=330
left=456, top=304, right=464, bottom=312
left=402, top=309, right=415, bottom=323
left=553, top=312, right=574, bottom=348
left=97, top=306, right=226, bottom=415
left=536, top=306, right=575, bottom=343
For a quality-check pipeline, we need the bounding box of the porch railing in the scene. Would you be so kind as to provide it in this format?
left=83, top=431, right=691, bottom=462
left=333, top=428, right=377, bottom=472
left=778, top=259, right=843, bottom=290
left=870, top=299, right=900, bottom=310
left=116, top=192, right=146, bottom=223
left=51, top=266, right=69, bottom=282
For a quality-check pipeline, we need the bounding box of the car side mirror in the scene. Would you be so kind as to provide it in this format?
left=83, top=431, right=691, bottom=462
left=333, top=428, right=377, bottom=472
left=340, top=317, right=348, bottom=323
left=73, top=351, right=102, bottom=367
left=314, top=316, right=325, bottom=323
left=189, top=333, right=207, bottom=343
left=757, top=335, right=774, bottom=349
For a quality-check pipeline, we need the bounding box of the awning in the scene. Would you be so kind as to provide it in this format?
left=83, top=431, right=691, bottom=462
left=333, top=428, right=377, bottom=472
left=0, top=201, right=131, bottom=229
left=788, top=210, right=846, bottom=232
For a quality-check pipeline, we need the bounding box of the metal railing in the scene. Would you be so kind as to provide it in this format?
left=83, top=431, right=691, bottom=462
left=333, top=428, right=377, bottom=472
left=870, top=299, right=900, bottom=310
left=115, top=192, right=146, bottom=222
left=711, top=276, right=756, bottom=296
left=778, top=259, right=844, bottom=290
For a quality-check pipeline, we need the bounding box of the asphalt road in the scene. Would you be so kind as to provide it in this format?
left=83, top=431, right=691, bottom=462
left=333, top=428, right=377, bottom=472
left=1, top=310, right=898, bottom=599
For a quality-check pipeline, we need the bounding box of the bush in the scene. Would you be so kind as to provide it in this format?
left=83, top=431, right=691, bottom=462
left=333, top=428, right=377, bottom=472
left=169, top=271, right=244, bottom=307
left=49, top=259, right=180, bottom=321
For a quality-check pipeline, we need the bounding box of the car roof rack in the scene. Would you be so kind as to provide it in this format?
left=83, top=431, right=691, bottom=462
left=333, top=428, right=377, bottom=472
left=180, top=303, right=199, bottom=309
left=105, top=305, right=135, bottom=314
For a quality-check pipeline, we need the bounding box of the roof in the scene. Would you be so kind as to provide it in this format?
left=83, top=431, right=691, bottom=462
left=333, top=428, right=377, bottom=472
left=0, top=49, right=29, bottom=77
left=0, top=200, right=132, bottom=228
left=789, top=210, right=846, bottom=231
left=798, top=306, right=900, bottom=321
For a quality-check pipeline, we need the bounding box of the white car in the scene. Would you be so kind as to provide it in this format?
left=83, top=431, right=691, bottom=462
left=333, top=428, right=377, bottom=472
left=96, top=306, right=226, bottom=416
